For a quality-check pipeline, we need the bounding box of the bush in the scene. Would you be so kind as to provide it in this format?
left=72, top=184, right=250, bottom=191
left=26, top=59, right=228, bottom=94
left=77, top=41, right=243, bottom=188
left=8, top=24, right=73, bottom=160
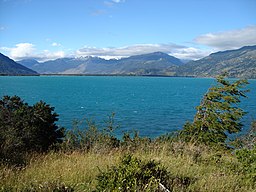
left=236, top=145, right=256, bottom=186
left=96, top=154, right=193, bottom=191
left=62, top=113, right=120, bottom=152
left=121, top=130, right=151, bottom=152
left=0, top=95, right=65, bottom=165
left=62, top=116, right=154, bottom=153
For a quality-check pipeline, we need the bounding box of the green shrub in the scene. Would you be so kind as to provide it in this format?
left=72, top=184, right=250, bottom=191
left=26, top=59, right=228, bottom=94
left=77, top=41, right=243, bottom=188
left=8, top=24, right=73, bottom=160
left=62, top=113, right=120, bottom=152
left=0, top=95, right=65, bottom=165
left=236, top=145, right=256, bottom=186
left=121, top=130, right=151, bottom=152
left=96, top=154, right=193, bottom=191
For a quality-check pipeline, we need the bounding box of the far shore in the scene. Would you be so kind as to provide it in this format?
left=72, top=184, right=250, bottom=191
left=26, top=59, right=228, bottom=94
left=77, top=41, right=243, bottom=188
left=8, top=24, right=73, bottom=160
left=0, top=73, right=213, bottom=78
left=1, top=73, right=254, bottom=79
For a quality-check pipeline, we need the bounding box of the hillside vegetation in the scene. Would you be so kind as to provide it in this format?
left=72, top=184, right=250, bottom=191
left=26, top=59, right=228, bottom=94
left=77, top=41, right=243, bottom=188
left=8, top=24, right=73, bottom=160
left=176, top=46, right=256, bottom=78
left=1, top=141, right=255, bottom=192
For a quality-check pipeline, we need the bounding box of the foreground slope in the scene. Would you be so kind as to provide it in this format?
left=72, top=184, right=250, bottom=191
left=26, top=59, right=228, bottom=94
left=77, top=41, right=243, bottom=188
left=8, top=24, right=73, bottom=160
left=0, top=53, right=38, bottom=75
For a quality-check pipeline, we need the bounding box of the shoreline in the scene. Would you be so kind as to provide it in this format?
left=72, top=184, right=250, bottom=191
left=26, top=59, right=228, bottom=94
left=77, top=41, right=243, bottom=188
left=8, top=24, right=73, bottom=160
left=1, top=74, right=255, bottom=80
left=0, top=73, right=216, bottom=78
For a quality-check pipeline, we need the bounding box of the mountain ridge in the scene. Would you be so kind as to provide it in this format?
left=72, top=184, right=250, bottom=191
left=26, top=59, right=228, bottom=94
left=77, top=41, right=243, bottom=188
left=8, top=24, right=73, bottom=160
left=175, top=45, right=256, bottom=78
left=19, top=52, right=183, bottom=75
left=0, top=53, right=38, bottom=75
left=15, top=45, right=256, bottom=78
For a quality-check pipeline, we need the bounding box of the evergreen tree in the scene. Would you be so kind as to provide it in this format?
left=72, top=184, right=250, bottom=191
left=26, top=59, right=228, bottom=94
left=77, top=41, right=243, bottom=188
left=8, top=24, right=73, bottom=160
left=180, top=75, right=249, bottom=146
left=0, top=95, right=65, bottom=164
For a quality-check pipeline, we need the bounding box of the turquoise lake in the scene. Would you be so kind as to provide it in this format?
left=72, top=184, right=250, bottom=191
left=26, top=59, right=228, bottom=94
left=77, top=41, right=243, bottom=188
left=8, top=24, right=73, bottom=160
left=0, top=76, right=255, bottom=137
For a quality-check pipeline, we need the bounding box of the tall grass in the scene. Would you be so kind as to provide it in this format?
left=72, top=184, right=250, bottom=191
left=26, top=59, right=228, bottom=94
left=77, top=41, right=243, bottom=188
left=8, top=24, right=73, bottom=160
left=1, top=116, right=255, bottom=191
left=0, top=141, right=255, bottom=191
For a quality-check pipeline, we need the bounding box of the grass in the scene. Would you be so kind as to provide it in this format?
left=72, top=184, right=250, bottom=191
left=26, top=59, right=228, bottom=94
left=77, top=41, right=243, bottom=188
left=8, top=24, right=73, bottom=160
left=0, top=152, right=121, bottom=191
left=0, top=141, right=255, bottom=192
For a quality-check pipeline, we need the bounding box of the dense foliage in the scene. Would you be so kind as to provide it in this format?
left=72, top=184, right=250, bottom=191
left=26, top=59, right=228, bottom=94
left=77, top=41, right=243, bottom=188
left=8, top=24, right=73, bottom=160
left=180, top=75, right=249, bottom=146
left=236, top=145, right=256, bottom=185
left=0, top=95, right=64, bottom=164
left=62, top=113, right=120, bottom=152
left=96, top=154, right=193, bottom=192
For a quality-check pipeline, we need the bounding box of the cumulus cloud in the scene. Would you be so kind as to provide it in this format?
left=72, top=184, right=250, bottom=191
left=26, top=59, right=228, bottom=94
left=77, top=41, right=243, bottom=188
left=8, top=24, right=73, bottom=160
left=41, top=50, right=65, bottom=61
left=51, top=42, right=61, bottom=47
left=112, top=0, right=125, bottom=3
left=171, top=47, right=211, bottom=61
left=1, top=42, right=211, bottom=61
left=76, top=43, right=208, bottom=60
left=194, top=25, right=256, bottom=50
left=77, top=43, right=183, bottom=57
left=0, top=43, right=66, bottom=61
left=104, top=0, right=125, bottom=7
left=1, top=43, right=35, bottom=59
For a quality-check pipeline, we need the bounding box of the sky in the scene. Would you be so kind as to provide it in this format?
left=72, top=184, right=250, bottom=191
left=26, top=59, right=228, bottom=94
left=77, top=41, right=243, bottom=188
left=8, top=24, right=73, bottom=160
left=0, top=0, right=256, bottom=61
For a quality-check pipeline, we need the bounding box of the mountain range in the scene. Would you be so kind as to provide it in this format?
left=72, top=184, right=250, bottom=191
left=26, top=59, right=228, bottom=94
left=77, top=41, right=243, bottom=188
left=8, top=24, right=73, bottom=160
left=18, top=52, right=183, bottom=75
left=174, top=45, right=256, bottom=79
left=0, top=45, right=255, bottom=78
left=0, top=53, right=38, bottom=75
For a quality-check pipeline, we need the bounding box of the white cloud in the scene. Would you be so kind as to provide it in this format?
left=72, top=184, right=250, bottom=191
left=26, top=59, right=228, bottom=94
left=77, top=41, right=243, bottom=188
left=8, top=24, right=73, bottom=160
left=7, top=43, right=35, bottom=59
left=1, top=42, right=211, bottom=61
left=76, top=43, right=208, bottom=60
left=0, top=43, right=66, bottom=61
left=98, top=55, right=126, bottom=60
left=104, top=0, right=125, bottom=7
left=77, top=43, right=183, bottom=57
left=194, top=25, right=256, bottom=50
left=171, top=47, right=211, bottom=60
left=112, top=0, right=125, bottom=3
left=42, top=50, right=65, bottom=61
left=51, top=42, right=61, bottom=47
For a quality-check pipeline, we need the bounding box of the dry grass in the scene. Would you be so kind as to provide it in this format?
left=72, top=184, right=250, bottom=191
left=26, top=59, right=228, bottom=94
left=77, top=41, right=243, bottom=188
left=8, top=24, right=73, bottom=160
left=0, top=151, right=122, bottom=191
left=0, top=142, right=254, bottom=191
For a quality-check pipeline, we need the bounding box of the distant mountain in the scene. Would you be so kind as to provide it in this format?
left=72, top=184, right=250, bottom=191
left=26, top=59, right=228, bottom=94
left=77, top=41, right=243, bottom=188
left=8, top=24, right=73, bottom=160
left=17, top=46, right=256, bottom=78
left=175, top=45, right=256, bottom=78
left=19, top=52, right=183, bottom=75
left=19, top=57, right=115, bottom=74
left=19, top=58, right=87, bottom=74
left=0, top=53, right=38, bottom=75
left=111, top=52, right=182, bottom=75
left=17, top=59, right=40, bottom=69
left=121, top=52, right=183, bottom=65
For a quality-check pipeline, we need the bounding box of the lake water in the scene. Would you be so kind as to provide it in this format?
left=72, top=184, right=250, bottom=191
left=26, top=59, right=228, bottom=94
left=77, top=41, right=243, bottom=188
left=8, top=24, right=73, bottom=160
left=0, top=76, right=255, bottom=137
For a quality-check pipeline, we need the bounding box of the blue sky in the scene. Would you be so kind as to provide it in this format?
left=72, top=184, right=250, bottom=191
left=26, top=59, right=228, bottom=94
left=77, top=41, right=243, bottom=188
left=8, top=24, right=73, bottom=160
left=0, top=0, right=256, bottom=61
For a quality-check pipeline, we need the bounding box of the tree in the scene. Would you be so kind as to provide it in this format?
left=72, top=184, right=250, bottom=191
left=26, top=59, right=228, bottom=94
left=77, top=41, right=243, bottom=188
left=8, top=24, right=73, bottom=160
left=0, top=95, right=65, bottom=164
left=180, top=75, right=249, bottom=147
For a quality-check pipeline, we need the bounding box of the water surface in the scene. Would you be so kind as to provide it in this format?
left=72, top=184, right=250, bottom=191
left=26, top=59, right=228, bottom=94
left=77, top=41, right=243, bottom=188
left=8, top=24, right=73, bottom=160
left=0, top=76, right=255, bottom=137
